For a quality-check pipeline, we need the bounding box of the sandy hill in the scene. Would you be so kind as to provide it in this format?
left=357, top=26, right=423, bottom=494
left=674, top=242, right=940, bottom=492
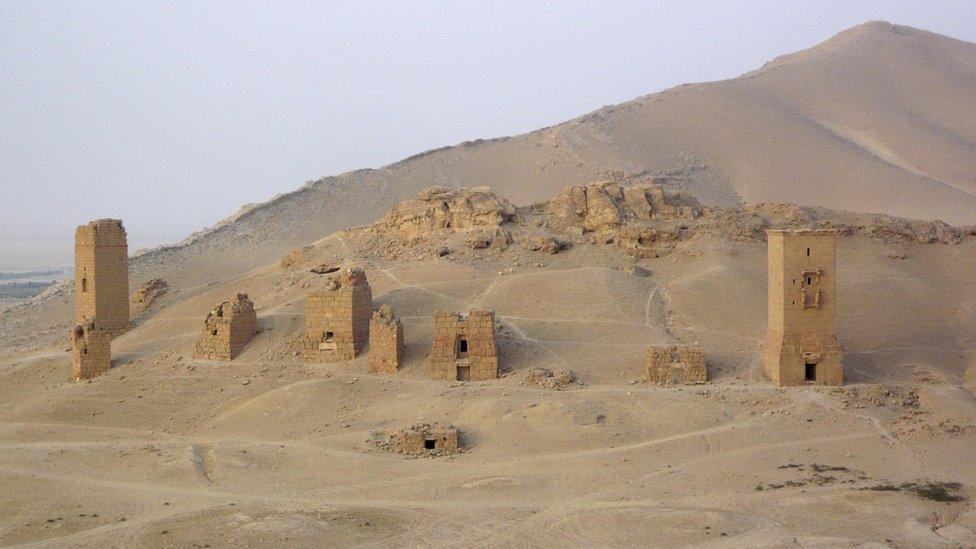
left=117, top=20, right=976, bottom=300
left=2, top=184, right=976, bottom=545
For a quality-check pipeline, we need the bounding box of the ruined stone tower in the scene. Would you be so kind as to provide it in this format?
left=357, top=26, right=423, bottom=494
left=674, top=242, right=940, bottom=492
left=428, top=310, right=498, bottom=381
left=762, top=229, right=843, bottom=386
left=302, top=268, right=372, bottom=362
left=369, top=304, right=404, bottom=374
left=71, top=320, right=111, bottom=381
left=193, top=293, right=259, bottom=361
left=75, top=219, right=129, bottom=334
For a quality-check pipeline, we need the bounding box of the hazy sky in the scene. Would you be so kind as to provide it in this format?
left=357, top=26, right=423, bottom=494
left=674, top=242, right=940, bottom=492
left=2, top=1, right=975, bottom=258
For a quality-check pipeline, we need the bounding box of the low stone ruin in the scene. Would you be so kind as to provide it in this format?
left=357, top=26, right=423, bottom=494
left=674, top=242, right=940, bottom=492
left=381, top=186, right=516, bottom=236
left=301, top=268, right=372, bottom=362
left=71, top=320, right=111, bottom=381
left=369, top=304, right=403, bottom=374
left=428, top=310, right=498, bottom=381
left=192, top=293, right=259, bottom=361
left=525, top=367, right=577, bottom=389
left=375, top=423, right=460, bottom=456
left=130, top=278, right=168, bottom=314
left=644, top=345, right=708, bottom=386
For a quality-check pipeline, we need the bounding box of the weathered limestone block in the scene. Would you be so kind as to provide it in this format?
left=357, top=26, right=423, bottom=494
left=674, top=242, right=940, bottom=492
left=762, top=230, right=844, bottom=386
left=71, top=320, right=111, bottom=381
left=643, top=345, right=707, bottom=385
left=302, top=268, right=372, bottom=362
left=74, top=219, right=130, bottom=335
left=193, top=293, right=259, bottom=361
left=545, top=181, right=699, bottom=236
left=369, top=304, right=403, bottom=374
left=427, top=310, right=498, bottom=381
left=381, top=186, right=516, bottom=237
left=376, top=423, right=460, bottom=456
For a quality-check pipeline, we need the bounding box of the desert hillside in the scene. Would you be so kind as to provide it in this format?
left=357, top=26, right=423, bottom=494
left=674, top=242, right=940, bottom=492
left=109, top=20, right=976, bottom=302
left=2, top=183, right=976, bottom=545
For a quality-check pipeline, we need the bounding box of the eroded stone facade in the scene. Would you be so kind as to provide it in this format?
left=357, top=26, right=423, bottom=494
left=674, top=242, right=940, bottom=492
left=428, top=310, right=498, bottom=381
left=193, top=294, right=259, bottom=361
left=378, top=423, right=460, bottom=456
left=74, top=219, right=130, bottom=335
left=643, top=345, right=707, bottom=385
left=762, top=229, right=843, bottom=386
left=369, top=304, right=403, bottom=374
left=71, top=320, right=111, bottom=381
left=302, top=269, right=372, bottom=362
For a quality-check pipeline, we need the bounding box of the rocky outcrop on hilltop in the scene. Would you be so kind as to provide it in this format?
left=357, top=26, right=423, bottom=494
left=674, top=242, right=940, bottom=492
left=381, top=186, right=517, bottom=236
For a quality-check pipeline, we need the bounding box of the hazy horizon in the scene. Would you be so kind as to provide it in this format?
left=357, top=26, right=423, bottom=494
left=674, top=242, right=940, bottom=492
left=2, top=1, right=975, bottom=269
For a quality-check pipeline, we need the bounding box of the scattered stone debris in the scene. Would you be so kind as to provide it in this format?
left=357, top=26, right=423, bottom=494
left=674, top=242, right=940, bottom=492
left=310, top=264, right=341, bottom=275
left=525, top=367, right=577, bottom=390
left=280, top=245, right=313, bottom=268
left=130, top=278, right=168, bottom=312
left=374, top=423, right=461, bottom=456
left=518, top=232, right=566, bottom=254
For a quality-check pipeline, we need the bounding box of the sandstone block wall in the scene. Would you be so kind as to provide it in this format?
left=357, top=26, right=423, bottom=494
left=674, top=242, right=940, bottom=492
left=71, top=320, right=111, bottom=381
left=302, top=268, right=372, bottom=362
left=428, top=310, right=498, bottom=381
left=74, top=219, right=130, bottom=335
left=193, top=293, right=259, bottom=361
left=369, top=304, right=403, bottom=374
left=643, top=345, right=707, bottom=385
left=762, top=230, right=844, bottom=386
left=382, top=423, right=460, bottom=455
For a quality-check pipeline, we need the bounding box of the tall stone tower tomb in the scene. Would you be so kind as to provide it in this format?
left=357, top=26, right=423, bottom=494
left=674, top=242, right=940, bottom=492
left=74, top=219, right=130, bottom=335
left=762, top=229, right=843, bottom=386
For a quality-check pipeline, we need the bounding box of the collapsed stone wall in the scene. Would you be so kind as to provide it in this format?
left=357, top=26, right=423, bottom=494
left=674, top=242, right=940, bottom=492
left=302, top=268, right=372, bottom=362
left=369, top=304, right=403, bottom=374
left=71, top=320, right=111, bottom=381
left=375, top=423, right=460, bottom=456
left=130, top=278, right=168, bottom=314
left=643, top=345, right=707, bottom=386
left=74, top=219, right=130, bottom=335
left=428, top=310, right=498, bottom=381
left=193, top=293, right=259, bottom=361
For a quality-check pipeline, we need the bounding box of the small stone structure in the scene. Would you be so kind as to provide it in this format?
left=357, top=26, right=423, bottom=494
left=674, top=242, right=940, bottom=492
left=74, top=219, right=130, bottom=335
left=762, top=229, right=844, bottom=386
left=377, top=423, right=460, bottom=456
left=193, top=294, right=259, bottom=361
left=71, top=320, right=111, bottom=381
left=428, top=310, right=498, bottom=381
left=643, top=345, right=708, bottom=385
left=369, top=304, right=403, bottom=374
left=302, top=268, right=372, bottom=362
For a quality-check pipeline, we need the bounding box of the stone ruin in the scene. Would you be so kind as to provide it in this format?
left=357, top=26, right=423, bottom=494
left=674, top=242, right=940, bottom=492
left=369, top=304, right=403, bottom=374
left=71, top=320, right=111, bottom=381
left=763, top=229, right=844, bottom=386
left=643, top=345, right=708, bottom=386
left=192, top=293, right=259, bottom=361
left=130, top=278, right=168, bottom=314
left=382, top=186, right=516, bottom=235
left=545, top=181, right=700, bottom=258
left=375, top=423, right=460, bottom=456
left=525, top=367, right=577, bottom=390
left=74, top=219, right=130, bottom=335
left=428, top=310, right=498, bottom=381
left=302, top=268, right=372, bottom=362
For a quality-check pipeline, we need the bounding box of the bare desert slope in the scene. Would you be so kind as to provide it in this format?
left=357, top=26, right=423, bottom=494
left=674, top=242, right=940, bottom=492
left=1, top=182, right=975, bottom=546
left=104, top=20, right=976, bottom=303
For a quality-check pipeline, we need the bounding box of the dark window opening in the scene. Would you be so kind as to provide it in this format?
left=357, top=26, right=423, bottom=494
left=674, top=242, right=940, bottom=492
left=424, top=439, right=436, bottom=450
left=459, top=339, right=468, bottom=353
left=325, top=331, right=335, bottom=342
left=81, top=278, right=88, bottom=292
left=805, top=363, right=816, bottom=381
left=83, top=348, right=88, bottom=355
left=806, top=276, right=812, bottom=285
left=211, top=329, right=218, bottom=336
left=806, top=247, right=811, bottom=256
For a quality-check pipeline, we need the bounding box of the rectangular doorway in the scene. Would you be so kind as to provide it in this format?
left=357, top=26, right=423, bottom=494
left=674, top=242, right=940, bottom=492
left=804, top=362, right=817, bottom=382
left=457, top=364, right=470, bottom=381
